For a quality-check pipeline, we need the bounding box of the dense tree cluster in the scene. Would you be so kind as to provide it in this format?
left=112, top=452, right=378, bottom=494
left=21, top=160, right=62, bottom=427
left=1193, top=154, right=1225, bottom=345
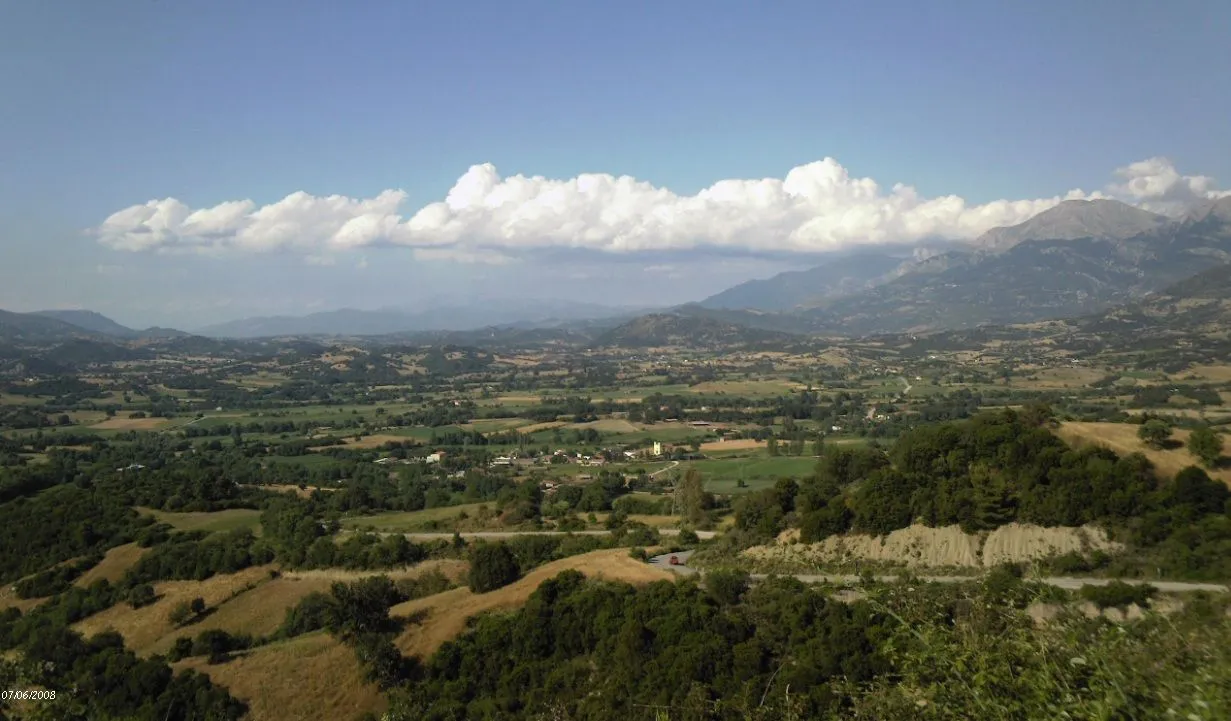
left=386, top=572, right=888, bottom=720
left=728, top=408, right=1231, bottom=578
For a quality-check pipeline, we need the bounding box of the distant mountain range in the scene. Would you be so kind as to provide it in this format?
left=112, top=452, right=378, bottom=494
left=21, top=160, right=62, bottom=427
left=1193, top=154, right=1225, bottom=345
left=699, top=251, right=908, bottom=311
left=31, top=310, right=189, bottom=340
left=686, top=196, right=1231, bottom=335
left=194, top=299, right=653, bottom=338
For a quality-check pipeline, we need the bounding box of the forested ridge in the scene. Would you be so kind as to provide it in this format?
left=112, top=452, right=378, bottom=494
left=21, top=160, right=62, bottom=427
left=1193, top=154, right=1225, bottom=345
left=726, top=406, right=1231, bottom=579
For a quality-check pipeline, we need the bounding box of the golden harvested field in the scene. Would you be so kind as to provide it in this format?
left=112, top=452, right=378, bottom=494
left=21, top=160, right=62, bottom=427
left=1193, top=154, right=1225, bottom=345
left=90, top=417, right=172, bottom=430
left=494, top=394, right=544, bottom=404
left=700, top=438, right=764, bottom=452
left=689, top=380, right=805, bottom=396
left=569, top=418, right=640, bottom=433
left=74, top=565, right=276, bottom=653
left=75, top=543, right=148, bottom=587
left=392, top=549, right=673, bottom=659
left=1058, top=422, right=1231, bottom=486
left=66, top=410, right=108, bottom=424
left=1173, top=364, right=1231, bottom=382
left=517, top=421, right=567, bottom=434
left=177, top=632, right=384, bottom=721
left=1017, top=366, right=1108, bottom=389
left=460, top=418, right=533, bottom=433
left=137, top=507, right=263, bottom=534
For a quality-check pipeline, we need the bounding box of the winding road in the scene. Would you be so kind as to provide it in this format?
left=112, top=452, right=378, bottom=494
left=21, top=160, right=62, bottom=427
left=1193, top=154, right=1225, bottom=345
left=648, top=460, right=680, bottom=477
left=646, top=551, right=1230, bottom=593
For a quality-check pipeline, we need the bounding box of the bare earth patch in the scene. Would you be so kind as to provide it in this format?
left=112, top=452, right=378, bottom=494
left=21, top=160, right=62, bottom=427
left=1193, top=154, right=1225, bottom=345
left=392, top=549, right=673, bottom=659
left=749, top=524, right=1122, bottom=569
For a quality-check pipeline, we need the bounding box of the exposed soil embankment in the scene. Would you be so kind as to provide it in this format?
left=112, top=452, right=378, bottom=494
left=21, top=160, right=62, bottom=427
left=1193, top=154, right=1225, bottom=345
left=745, top=523, right=1122, bottom=569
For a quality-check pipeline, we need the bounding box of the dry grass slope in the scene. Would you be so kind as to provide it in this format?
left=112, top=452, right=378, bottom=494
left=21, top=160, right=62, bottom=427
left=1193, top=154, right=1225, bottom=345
left=176, top=632, right=384, bottom=721
left=75, top=560, right=470, bottom=657
left=73, top=565, right=276, bottom=654
left=1059, top=421, right=1231, bottom=487
left=391, top=549, right=673, bottom=659
left=74, top=543, right=148, bottom=587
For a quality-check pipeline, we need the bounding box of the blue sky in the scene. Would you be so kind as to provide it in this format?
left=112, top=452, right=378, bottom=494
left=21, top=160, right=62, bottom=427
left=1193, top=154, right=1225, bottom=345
left=2, top=0, right=1229, bottom=329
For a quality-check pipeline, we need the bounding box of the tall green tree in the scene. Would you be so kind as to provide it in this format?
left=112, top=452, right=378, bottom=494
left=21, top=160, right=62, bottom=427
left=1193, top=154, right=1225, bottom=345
left=468, top=542, right=520, bottom=593
left=1188, top=425, right=1224, bottom=468
left=676, top=468, right=707, bottom=525
left=1138, top=419, right=1173, bottom=449
left=766, top=436, right=779, bottom=457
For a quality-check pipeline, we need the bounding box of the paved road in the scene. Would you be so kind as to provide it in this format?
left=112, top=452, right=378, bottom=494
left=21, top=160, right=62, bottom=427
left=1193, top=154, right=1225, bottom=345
left=646, top=551, right=1229, bottom=593
left=393, top=528, right=717, bottom=541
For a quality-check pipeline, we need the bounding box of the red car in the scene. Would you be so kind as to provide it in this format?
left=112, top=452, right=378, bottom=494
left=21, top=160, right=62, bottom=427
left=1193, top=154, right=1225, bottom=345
left=668, top=555, right=680, bottom=566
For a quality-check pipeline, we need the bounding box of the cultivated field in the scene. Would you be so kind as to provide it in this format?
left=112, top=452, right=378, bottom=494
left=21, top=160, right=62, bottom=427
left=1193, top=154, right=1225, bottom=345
left=338, top=433, right=417, bottom=449
left=699, top=438, right=764, bottom=452
left=392, top=549, right=673, bottom=659
left=1058, top=422, right=1231, bottom=486
left=89, top=417, right=172, bottom=430
left=569, top=418, right=641, bottom=433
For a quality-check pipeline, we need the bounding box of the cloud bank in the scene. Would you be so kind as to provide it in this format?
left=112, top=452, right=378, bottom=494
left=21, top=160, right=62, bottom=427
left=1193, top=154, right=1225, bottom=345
left=95, top=157, right=1227, bottom=261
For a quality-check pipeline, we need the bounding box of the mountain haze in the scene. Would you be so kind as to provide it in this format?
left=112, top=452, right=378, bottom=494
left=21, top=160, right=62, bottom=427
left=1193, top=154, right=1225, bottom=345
left=972, top=199, right=1168, bottom=252
left=699, top=252, right=905, bottom=311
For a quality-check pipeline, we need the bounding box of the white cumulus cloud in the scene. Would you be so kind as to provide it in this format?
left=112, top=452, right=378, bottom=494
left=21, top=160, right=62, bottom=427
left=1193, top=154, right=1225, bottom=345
left=93, top=157, right=1225, bottom=260
left=1107, top=157, right=1231, bottom=215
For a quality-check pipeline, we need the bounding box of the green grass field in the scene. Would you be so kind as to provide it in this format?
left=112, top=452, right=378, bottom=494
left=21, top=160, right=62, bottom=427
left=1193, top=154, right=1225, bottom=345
left=677, top=455, right=820, bottom=494
left=339, top=503, right=489, bottom=532
left=137, top=507, right=263, bottom=534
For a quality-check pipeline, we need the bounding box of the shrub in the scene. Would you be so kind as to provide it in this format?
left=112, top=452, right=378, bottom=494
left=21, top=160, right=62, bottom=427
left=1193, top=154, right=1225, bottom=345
left=1080, top=580, right=1158, bottom=610
left=705, top=568, right=750, bottom=605
left=468, top=543, right=520, bottom=593
left=127, top=583, right=157, bottom=609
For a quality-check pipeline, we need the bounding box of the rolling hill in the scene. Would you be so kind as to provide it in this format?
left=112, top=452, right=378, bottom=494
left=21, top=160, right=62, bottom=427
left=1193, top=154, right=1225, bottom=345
left=1080, top=262, right=1231, bottom=338
left=698, top=251, right=906, bottom=311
